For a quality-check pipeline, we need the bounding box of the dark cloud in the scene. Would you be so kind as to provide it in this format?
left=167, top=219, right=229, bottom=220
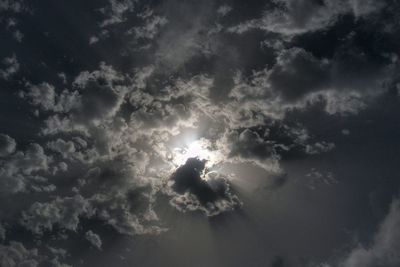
left=268, top=47, right=330, bottom=101
left=169, top=157, right=241, bottom=216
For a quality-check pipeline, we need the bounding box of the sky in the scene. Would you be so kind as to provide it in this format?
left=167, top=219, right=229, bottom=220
left=1, top=0, right=400, bottom=266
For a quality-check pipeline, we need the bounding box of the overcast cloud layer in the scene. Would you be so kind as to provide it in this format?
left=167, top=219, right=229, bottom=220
left=1, top=0, right=400, bottom=266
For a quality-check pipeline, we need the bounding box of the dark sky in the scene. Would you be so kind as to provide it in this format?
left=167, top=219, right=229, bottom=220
left=1, top=0, right=400, bottom=266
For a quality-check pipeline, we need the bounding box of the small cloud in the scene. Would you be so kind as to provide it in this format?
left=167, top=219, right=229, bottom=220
left=85, top=230, right=102, bottom=250
left=89, top=36, right=99, bottom=45
left=342, top=129, right=350, bottom=135
left=217, top=5, right=232, bottom=17
left=0, top=133, right=16, bottom=157
left=0, top=54, right=19, bottom=80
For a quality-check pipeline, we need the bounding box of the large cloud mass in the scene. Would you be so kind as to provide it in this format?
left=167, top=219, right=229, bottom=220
left=0, top=0, right=399, bottom=266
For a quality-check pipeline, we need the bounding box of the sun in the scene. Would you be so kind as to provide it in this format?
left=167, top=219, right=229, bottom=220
left=170, top=139, right=221, bottom=168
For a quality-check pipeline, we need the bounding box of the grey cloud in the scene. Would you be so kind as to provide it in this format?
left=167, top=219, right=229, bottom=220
left=229, top=0, right=384, bottom=36
left=1, top=1, right=399, bottom=265
left=154, top=0, right=219, bottom=71
left=0, top=0, right=26, bottom=13
left=99, top=0, right=135, bottom=28
left=33, top=63, right=130, bottom=136
left=228, top=128, right=275, bottom=160
left=90, top=192, right=166, bottom=235
left=46, top=137, right=95, bottom=165
left=12, top=30, right=23, bottom=42
left=129, top=98, right=191, bottom=133
left=128, top=11, right=168, bottom=42
left=7, top=144, right=49, bottom=176
left=85, top=230, right=102, bottom=250
left=229, top=43, right=390, bottom=117
left=0, top=143, right=51, bottom=195
left=0, top=242, right=72, bottom=267
left=349, top=0, right=386, bottom=17
left=0, top=242, right=39, bottom=267
left=339, top=197, right=400, bottom=267
left=269, top=47, right=331, bottom=101
left=41, top=115, right=87, bottom=136
left=22, top=83, right=81, bottom=115
left=73, top=153, right=166, bottom=235
left=0, top=54, right=19, bottom=80
left=20, top=194, right=93, bottom=235
left=0, top=171, right=26, bottom=195
left=305, top=141, right=335, bottom=155
left=306, top=168, right=337, bottom=190
left=309, top=90, right=367, bottom=115
left=0, top=134, right=16, bottom=157
left=72, top=63, right=128, bottom=124
left=0, top=223, right=5, bottom=241
left=168, top=158, right=242, bottom=216
left=217, top=5, right=232, bottom=17
left=226, top=122, right=334, bottom=164
left=18, top=64, right=175, bottom=236
left=23, top=83, right=56, bottom=111
left=46, top=139, right=77, bottom=161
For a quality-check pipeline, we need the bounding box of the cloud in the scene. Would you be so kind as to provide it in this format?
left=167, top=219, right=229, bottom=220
left=309, top=90, right=367, bottom=115
left=23, top=63, right=132, bottom=136
left=99, top=0, right=135, bottom=27
left=222, top=122, right=334, bottom=171
left=0, top=223, right=5, bottom=241
left=0, top=142, right=52, bottom=195
left=0, top=0, right=26, bottom=13
left=0, top=242, right=72, bottom=267
left=305, top=141, right=335, bottom=155
left=7, top=144, right=49, bottom=176
left=90, top=191, right=166, bottom=235
left=85, top=230, right=102, bottom=250
left=340, top=197, right=400, bottom=267
left=227, top=128, right=275, bottom=159
left=0, top=134, right=16, bottom=157
left=306, top=168, right=337, bottom=190
left=168, top=158, right=242, bottom=216
left=71, top=63, right=128, bottom=124
left=268, top=47, right=331, bottom=101
left=0, top=242, right=39, bottom=267
left=0, top=54, right=19, bottom=80
left=2, top=1, right=399, bottom=265
left=22, top=83, right=81, bottom=114
left=127, top=11, right=168, bottom=42
left=23, top=83, right=57, bottom=111
left=217, top=5, right=232, bottom=17
left=228, top=41, right=391, bottom=118
left=20, top=194, right=93, bottom=235
left=229, top=0, right=384, bottom=36
left=46, top=139, right=76, bottom=159
left=349, top=0, right=385, bottom=17
left=154, top=0, right=219, bottom=71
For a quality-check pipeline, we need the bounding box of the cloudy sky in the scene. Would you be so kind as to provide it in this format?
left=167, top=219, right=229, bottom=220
left=1, top=0, right=400, bottom=266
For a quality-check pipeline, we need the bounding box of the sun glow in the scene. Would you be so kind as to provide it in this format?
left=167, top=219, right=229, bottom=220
left=171, top=139, right=221, bottom=168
